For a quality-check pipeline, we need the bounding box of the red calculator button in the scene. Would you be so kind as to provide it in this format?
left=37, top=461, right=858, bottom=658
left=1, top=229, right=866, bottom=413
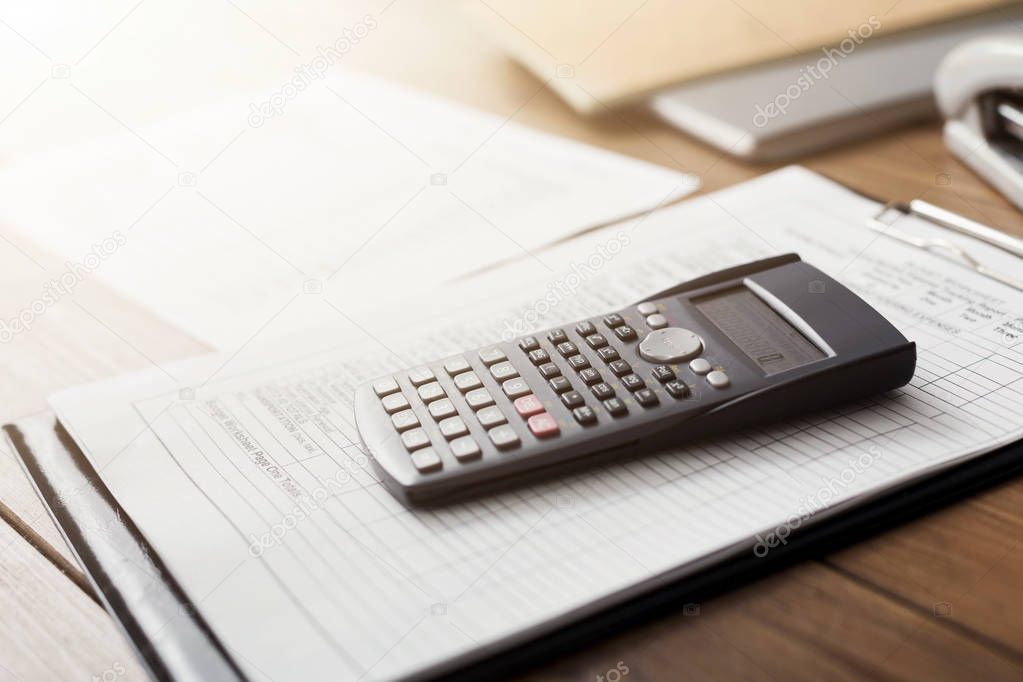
left=527, top=412, right=560, bottom=438
left=514, top=394, right=545, bottom=417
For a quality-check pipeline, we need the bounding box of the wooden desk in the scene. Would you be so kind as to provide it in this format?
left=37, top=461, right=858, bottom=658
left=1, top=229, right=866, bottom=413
left=2, top=2, right=1023, bottom=679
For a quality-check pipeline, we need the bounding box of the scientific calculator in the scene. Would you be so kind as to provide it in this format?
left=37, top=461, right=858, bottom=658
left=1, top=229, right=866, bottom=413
left=354, top=254, right=916, bottom=504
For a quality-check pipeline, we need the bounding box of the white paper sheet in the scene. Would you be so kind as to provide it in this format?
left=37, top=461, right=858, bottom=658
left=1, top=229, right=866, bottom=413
left=50, top=167, right=1023, bottom=681
left=0, top=70, right=697, bottom=349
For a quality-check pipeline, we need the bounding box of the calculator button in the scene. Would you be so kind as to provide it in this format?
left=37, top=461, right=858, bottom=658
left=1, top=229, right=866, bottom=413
left=652, top=365, right=675, bottom=383
left=514, top=394, right=545, bottom=417
left=373, top=377, right=400, bottom=397
left=410, top=447, right=442, bottom=473
left=573, top=405, right=597, bottom=425
left=381, top=392, right=410, bottom=414
left=621, top=374, right=645, bottom=392
left=637, top=302, right=657, bottom=315
left=635, top=388, right=659, bottom=407
left=450, top=436, right=481, bottom=462
left=597, top=346, right=620, bottom=363
left=608, top=359, right=632, bottom=376
left=417, top=382, right=445, bottom=403
left=408, top=367, right=436, bottom=386
left=478, top=347, right=507, bottom=366
left=401, top=428, right=430, bottom=452
left=665, top=381, right=690, bottom=399
left=561, top=390, right=585, bottom=409
left=439, top=416, right=469, bottom=440
left=549, top=376, right=572, bottom=393
left=575, top=321, right=596, bottom=336
left=646, top=314, right=668, bottom=329
left=488, top=424, right=521, bottom=450
left=453, top=372, right=483, bottom=393
left=502, top=377, right=531, bottom=399
left=465, top=388, right=494, bottom=409
left=547, top=328, right=568, bottom=344
left=602, top=397, right=628, bottom=417
left=527, top=412, right=560, bottom=438
left=578, top=367, right=601, bottom=385
left=585, top=333, right=608, bottom=349
left=528, top=349, right=550, bottom=365
left=603, top=313, right=625, bottom=328
left=556, top=341, right=579, bottom=357
left=391, top=409, right=420, bottom=432
left=477, top=405, right=507, bottom=428
left=518, top=336, right=540, bottom=352
left=707, top=370, right=731, bottom=388
left=428, top=398, right=457, bottom=420
left=538, top=362, right=561, bottom=379
left=591, top=382, right=615, bottom=400
left=443, top=357, right=471, bottom=376
left=490, top=361, right=518, bottom=381
left=567, top=355, right=590, bottom=371
left=689, top=358, right=712, bottom=375
left=639, top=328, right=703, bottom=363
left=614, top=325, right=638, bottom=341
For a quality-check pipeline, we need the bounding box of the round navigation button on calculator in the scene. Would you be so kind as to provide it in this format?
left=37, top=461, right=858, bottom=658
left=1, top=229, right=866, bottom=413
left=638, top=328, right=703, bottom=364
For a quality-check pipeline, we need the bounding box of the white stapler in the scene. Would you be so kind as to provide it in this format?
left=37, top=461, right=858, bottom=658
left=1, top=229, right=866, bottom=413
left=935, top=35, right=1023, bottom=211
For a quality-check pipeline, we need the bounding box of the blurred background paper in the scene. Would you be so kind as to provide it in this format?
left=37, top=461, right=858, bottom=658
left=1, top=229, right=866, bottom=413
left=0, top=70, right=697, bottom=349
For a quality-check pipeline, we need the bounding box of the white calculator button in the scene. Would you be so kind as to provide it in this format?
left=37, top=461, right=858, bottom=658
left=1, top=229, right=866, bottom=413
left=478, top=347, right=507, bottom=366
left=443, top=357, right=471, bottom=376
left=465, top=388, right=495, bottom=410
left=381, top=392, right=410, bottom=414
left=488, top=425, right=520, bottom=450
left=373, top=377, right=400, bottom=397
left=706, top=370, right=731, bottom=388
left=417, top=382, right=445, bottom=403
left=646, top=313, right=668, bottom=329
left=428, top=398, right=457, bottom=421
left=637, top=302, right=657, bottom=315
left=489, top=361, right=518, bottom=381
left=502, top=377, right=531, bottom=399
left=391, top=409, right=420, bottom=432
left=439, top=416, right=469, bottom=440
left=453, top=371, right=483, bottom=393
left=401, top=428, right=430, bottom=452
left=638, top=328, right=703, bottom=364
left=410, top=447, right=442, bottom=473
left=689, top=358, right=712, bottom=375
left=450, top=436, right=481, bottom=462
left=408, top=367, right=436, bottom=386
left=477, top=406, right=507, bottom=428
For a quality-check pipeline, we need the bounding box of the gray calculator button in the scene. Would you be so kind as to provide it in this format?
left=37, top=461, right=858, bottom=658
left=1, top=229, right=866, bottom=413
left=638, top=327, right=703, bottom=364
left=439, top=416, right=469, bottom=440
left=689, top=358, right=712, bottom=375
left=401, top=428, right=430, bottom=452
left=453, top=371, right=483, bottom=393
left=477, top=406, right=507, bottom=428
left=428, top=398, right=457, bottom=420
left=488, top=425, right=520, bottom=450
left=489, top=361, right=518, bottom=381
left=502, top=377, right=530, bottom=399
left=637, top=302, right=657, bottom=315
left=478, top=347, right=507, bottom=366
left=465, top=388, right=494, bottom=409
left=646, top=313, right=668, bottom=329
left=410, top=447, right=442, bottom=473
left=706, top=370, right=731, bottom=388
left=408, top=367, right=436, bottom=386
left=381, top=392, right=410, bottom=414
left=373, top=377, right=400, bottom=397
left=391, top=409, right=420, bottom=432
left=450, top=436, right=481, bottom=461
left=443, top=357, right=471, bottom=376
left=417, top=382, right=445, bottom=403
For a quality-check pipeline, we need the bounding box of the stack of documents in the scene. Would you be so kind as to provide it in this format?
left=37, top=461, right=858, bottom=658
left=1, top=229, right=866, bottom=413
left=42, top=167, right=1023, bottom=680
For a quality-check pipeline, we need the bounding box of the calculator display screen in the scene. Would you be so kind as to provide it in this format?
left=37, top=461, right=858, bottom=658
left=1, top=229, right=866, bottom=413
left=695, top=287, right=825, bottom=375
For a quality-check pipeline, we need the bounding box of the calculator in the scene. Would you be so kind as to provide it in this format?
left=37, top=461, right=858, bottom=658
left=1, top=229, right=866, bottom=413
left=354, top=254, right=916, bottom=504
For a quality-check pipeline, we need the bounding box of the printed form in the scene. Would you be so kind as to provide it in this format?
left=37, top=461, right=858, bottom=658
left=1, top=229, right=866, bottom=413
left=50, top=167, right=1023, bottom=680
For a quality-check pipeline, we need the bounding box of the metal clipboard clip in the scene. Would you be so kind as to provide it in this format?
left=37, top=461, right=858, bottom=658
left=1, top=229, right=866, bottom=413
left=868, top=199, right=1023, bottom=292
